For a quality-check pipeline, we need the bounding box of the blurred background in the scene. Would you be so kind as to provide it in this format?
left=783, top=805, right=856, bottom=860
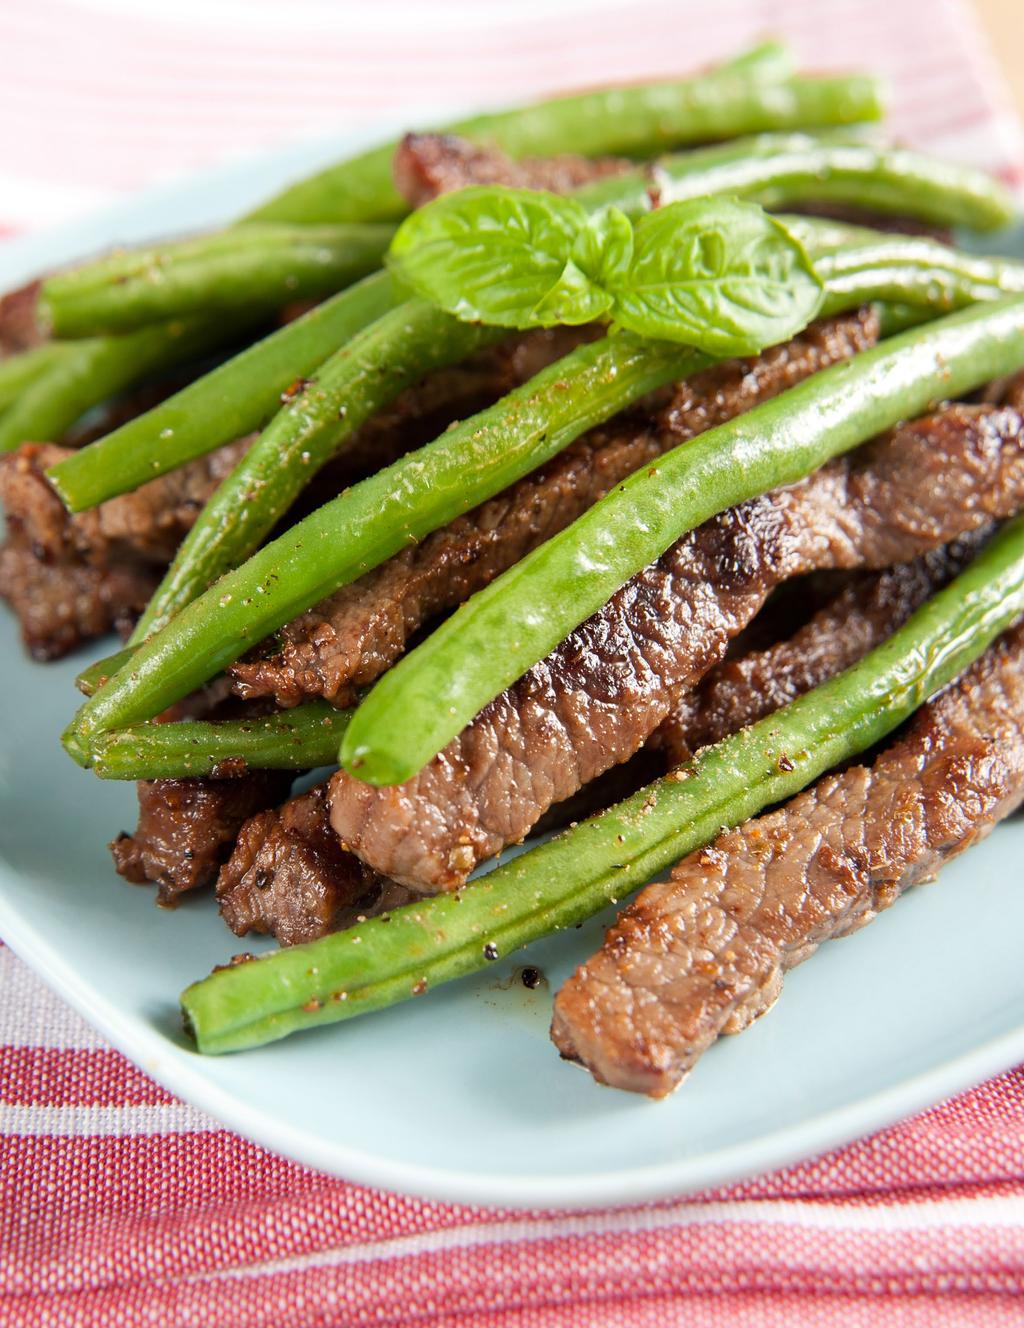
left=0, top=0, right=1020, bottom=237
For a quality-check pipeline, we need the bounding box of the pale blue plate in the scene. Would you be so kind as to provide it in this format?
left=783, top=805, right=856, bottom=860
left=1, top=136, right=1023, bottom=1210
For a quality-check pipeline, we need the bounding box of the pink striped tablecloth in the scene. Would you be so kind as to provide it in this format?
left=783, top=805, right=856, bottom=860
left=2, top=1, right=1024, bottom=1324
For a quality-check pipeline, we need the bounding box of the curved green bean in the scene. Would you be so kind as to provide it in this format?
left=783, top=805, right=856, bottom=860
left=127, top=300, right=506, bottom=645
left=74, top=647, right=134, bottom=698
left=0, top=343, right=71, bottom=415
left=63, top=253, right=1024, bottom=759
left=181, top=512, right=1024, bottom=1053
left=576, top=133, right=1016, bottom=231
left=47, top=271, right=397, bottom=512
left=87, top=701, right=349, bottom=780
left=41, top=224, right=395, bottom=339
left=245, top=42, right=800, bottom=225
left=340, top=295, right=1024, bottom=785
left=0, top=316, right=246, bottom=453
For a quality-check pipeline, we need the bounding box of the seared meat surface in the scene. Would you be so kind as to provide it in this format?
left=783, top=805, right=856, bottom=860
left=217, top=782, right=410, bottom=946
left=230, top=311, right=880, bottom=709
left=0, top=438, right=253, bottom=658
left=328, top=401, right=1024, bottom=891
left=393, top=133, right=629, bottom=209
left=551, top=619, right=1024, bottom=1097
left=111, top=771, right=293, bottom=906
left=0, top=280, right=43, bottom=353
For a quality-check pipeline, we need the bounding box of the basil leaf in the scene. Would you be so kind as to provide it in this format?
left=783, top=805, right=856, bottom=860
left=613, top=199, right=824, bottom=355
left=388, top=186, right=603, bottom=328
left=571, top=206, right=634, bottom=292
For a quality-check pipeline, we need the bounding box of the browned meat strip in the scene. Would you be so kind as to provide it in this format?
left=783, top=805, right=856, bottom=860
left=110, top=771, right=293, bottom=906
left=393, top=133, right=629, bottom=209
left=0, top=436, right=253, bottom=659
left=0, top=541, right=158, bottom=661
left=658, top=534, right=987, bottom=764
left=551, top=619, right=1024, bottom=1097
left=0, top=280, right=43, bottom=353
left=230, top=310, right=880, bottom=709
left=217, top=782, right=411, bottom=946
left=0, top=437, right=253, bottom=569
left=329, top=402, right=1024, bottom=891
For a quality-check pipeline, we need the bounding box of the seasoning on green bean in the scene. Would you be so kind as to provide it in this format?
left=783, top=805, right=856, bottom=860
left=62, top=260, right=1024, bottom=761
left=87, top=701, right=349, bottom=780
left=181, top=511, right=1024, bottom=1054
left=0, top=343, right=71, bottom=416
left=47, top=271, right=398, bottom=512
left=0, top=315, right=250, bottom=454
left=244, top=41, right=800, bottom=225
left=340, top=295, right=1024, bottom=785
left=575, top=132, right=1016, bottom=232
left=128, top=299, right=507, bottom=646
left=41, top=223, right=396, bottom=339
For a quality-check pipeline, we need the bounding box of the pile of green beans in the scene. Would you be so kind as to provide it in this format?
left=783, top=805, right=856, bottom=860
left=48, top=133, right=1015, bottom=512
left=47, top=271, right=398, bottom=511
left=63, top=254, right=1024, bottom=769
left=341, top=294, right=1024, bottom=784
left=181, top=510, right=1024, bottom=1053
left=41, top=224, right=396, bottom=339
left=0, top=343, right=70, bottom=417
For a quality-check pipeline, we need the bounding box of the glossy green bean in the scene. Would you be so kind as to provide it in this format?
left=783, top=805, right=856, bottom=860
left=127, top=300, right=505, bottom=645
left=245, top=42, right=802, bottom=225
left=64, top=250, right=1024, bottom=758
left=181, top=512, right=1024, bottom=1053
left=47, top=271, right=397, bottom=512
left=87, top=702, right=349, bottom=779
left=0, top=343, right=70, bottom=414
left=576, top=132, right=1017, bottom=231
left=340, top=295, right=1024, bottom=785
left=74, top=648, right=134, bottom=697
left=0, top=316, right=243, bottom=453
left=41, top=224, right=395, bottom=338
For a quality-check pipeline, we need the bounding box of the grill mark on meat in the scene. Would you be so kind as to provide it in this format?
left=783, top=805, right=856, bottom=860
left=230, top=311, right=880, bottom=709
left=217, top=782, right=411, bottom=946
left=550, top=619, right=1024, bottom=1097
left=111, top=771, right=293, bottom=906
left=393, top=133, right=630, bottom=209
left=329, top=402, right=1024, bottom=891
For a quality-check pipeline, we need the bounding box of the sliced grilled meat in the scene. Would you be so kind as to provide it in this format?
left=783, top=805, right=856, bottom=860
left=0, top=280, right=43, bottom=353
left=551, top=619, right=1024, bottom=1097
left=658, top=534, right=987, bottom=764
left=393, top=132, right=629, bottom=209
left=0, top=541, right=158, bottom=661
left=111, top=771, right=293, bottom=906
left=329, top=402, right=1024, bottom=891
left=217, top=782, right=411, bottom=946
left=230, top=310, right=880, bottom=709
left=0, top=437, right=253, bottom=659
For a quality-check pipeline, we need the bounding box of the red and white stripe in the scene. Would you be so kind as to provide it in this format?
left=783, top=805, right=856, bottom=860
left=2, top=2, right=1024, bottom=1323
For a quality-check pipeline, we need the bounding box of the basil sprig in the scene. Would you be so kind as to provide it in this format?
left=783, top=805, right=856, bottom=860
left=388, top=186, right=824, bottom=355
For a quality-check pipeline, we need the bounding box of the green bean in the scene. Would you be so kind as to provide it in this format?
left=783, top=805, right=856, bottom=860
left=74, top=648, right=134, bottom=698
left=576, top=133, right=1017, bottom=231
left=0, top=343, right=71, bottom=414
left=245, top=42, right=801, bottom=225
left=87, top=701, right=349, bottom=780
left=47, top=272, right=397, bottom=512
left=341, top=295, right=1024, bottom=785
left=0, top=316, right=247, bottom=454
left=127, top=301, right=506, bottom=646
left=63, top=253, right=1024, bottom=759
left=41, top=224, right=395, bottom=339
left=181, top=512, right=1024, bottom=1053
